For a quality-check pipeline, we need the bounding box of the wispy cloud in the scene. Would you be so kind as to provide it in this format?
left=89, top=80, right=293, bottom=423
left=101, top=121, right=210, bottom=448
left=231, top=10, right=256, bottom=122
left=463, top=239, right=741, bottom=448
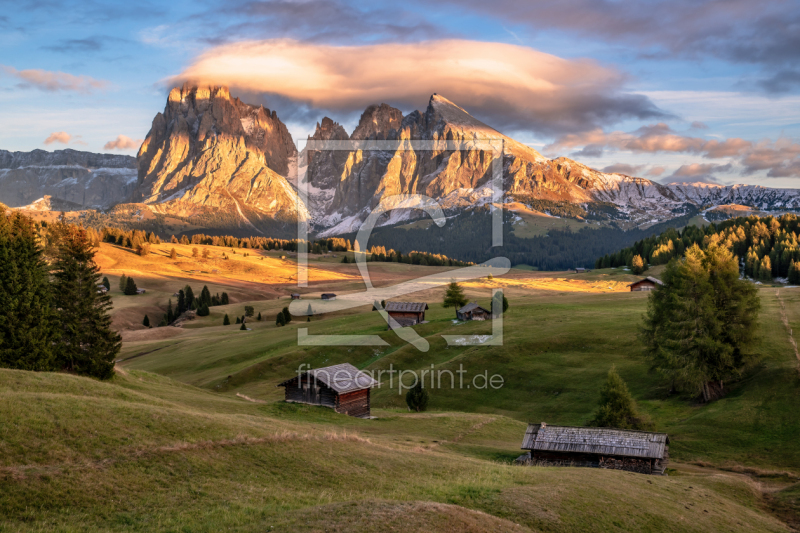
left=1, top=65, right=109, bottom=93
left=103, top=135, right=141, bottom=150
left=43, top=131, right=71, bottom=145
left=41, top=35, right=127, bottom=53
left=174, top=38, right=666, bottom=135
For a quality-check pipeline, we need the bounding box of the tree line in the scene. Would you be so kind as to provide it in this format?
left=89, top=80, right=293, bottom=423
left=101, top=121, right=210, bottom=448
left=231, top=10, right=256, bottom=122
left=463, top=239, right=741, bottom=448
left=597, top=214, right=800, bottom=282
left=0, top=212, right=120, bottom=379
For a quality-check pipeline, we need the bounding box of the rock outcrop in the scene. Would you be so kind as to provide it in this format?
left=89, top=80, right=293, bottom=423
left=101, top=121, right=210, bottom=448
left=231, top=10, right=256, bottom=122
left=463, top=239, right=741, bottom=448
left=0, top=149, right=136, bottom=209
left=134, top=84, right=305, bottom=224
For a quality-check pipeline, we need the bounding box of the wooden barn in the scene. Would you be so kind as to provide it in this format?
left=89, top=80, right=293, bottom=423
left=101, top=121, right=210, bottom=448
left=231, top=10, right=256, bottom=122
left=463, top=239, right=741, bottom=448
left=457, top=302, right=491, bottom=321
left=628, top=277, right=663, bottom=292
left=321, top=293, right=337, bottom=301
left=520, top=423, right=670, bottom=475
left=290, top=293, right=301, bottom=300
left=384, top=301, right=428, bottom=329
left=277, top=363, right=377, bottom=418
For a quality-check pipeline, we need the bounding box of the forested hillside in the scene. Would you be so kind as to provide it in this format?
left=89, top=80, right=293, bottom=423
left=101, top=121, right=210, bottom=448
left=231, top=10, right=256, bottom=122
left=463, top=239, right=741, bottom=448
left=598, top=214, right=800, bottom=282
left=355, top=207, right=699, bottom=270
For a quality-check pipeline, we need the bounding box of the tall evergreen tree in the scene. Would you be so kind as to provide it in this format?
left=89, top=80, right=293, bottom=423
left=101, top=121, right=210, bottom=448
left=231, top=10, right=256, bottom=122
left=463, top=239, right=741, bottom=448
left=184, top=285, right=195, bottom=309
left=221, top=292, right=229, bottom=305
left=119, top=273, right=127, bottom=292
left=143, top=315, right=150, bottom=327
left=641, top=243, right=760, bottom=402
left=200, top=285, right=212, bottom=307
left=177, top=290, right=186, bottom=315
left=223, top=314, right=230, bottom=325
left=167, top=299, right=174, bottom=323
left=102, top=276, right=111, bottom=291
left=50, top=223, right=121, bottom=379
left=443, top=280, right=468, bottom=312
left=588, top=367, right=649, bottom=430
left=124, top=276, right=138, bottom=295
left=0, top=212, right=56, bottom=371
left=282, top=306, right=292, bottom=323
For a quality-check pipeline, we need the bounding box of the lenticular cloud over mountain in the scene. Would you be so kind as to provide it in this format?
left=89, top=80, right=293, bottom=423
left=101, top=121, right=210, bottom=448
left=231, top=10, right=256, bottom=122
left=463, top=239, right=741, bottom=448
left=174, top=38, right=666, bottom=135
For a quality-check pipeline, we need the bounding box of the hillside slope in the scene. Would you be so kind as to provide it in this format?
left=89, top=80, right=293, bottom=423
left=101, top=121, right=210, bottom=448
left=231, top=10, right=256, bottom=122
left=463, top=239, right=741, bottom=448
left=0, top=368, right=790, bottom=532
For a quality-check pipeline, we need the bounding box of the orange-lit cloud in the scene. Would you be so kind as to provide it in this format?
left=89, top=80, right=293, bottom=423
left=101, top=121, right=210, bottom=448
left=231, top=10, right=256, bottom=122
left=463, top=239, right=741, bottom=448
left=43, top=131, right=71, bottom=145
left=173, top=39, right=666, bottom=134
left=2, top=65, right=108, bottom=93
left=103, top=135, right=142, bottom=150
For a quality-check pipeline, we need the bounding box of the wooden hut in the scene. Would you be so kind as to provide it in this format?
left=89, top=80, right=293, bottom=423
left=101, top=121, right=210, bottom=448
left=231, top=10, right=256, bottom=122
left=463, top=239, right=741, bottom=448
left=277, top=363, right=377, bottom=418
left=291, top=293, right=301, bottom=300
left=457, top=302, right=491, bottom=321
left=384, top=301, right=428, bottom=329
left=321, top=293, right=337, bottom=301
left=520, top=423, right=670, bottom=475
left=628, top=277, right=663, bottom=292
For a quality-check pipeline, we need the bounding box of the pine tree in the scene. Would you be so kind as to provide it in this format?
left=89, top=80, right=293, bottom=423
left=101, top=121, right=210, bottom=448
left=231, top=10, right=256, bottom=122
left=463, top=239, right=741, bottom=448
left=177, top=290, right=186, bottom=314
left=223, top=314, right=230, bottom=325
left=50, top=223, right=121, bottom=379
left=124, top=276, right=138, bottom=295
left=0, top=212, right=57, bottom=371
left=341, top=255, right=349, bottom=264
left=588, top=367, right=649, bottom=430
left=200, top=285, right=212, bottom=307
left=102, top=276, right=111, bottom=291
left=235, top=316, right=241, bottom=324
left=641, top=243, right=760, bottom=402
left=184, top=285, right=195, bottom=309
left=276, top=313, right=285, bottom=326
left=221, top=292, right=229, bottom=305
left=789, top=260, right=800, bottom=284
left=443, top=280, right=467, bottom=312
left=631, top=254, right=646, bottom=275
left=240, top=321, right=247, bottom=331
left=307, top=303, right=313, bottom=322
left=257, top=312, right=262, bottom=321
left=143, top=315, right=150, bottom=327
left=405, top=382, right=429, bottom=412
left=119, top=273, right=127, bottom=292
left=282, top=306, right=292, bottom=323
left=170, top=248, right=177, bottom=260
left=167, top=299, right=174, bottom=323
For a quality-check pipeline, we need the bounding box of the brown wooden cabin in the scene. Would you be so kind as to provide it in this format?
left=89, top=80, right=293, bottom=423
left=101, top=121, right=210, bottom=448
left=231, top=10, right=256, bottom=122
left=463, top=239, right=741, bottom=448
left=628, top=277, right=663, bottom=292
left=277, top=363, right=377, bottom=418
left=384, top=301, right=428, bottom=330
left=321, top=293, right=337, bottom=301
left=457, top=302, right=491, bottom=321
left=520, top=423, right=670, bottom=475
left=290, top=293, right=301, bottom=300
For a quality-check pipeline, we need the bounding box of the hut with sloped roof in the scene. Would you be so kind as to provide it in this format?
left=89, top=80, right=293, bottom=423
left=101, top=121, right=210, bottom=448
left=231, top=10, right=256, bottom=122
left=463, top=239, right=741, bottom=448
left=384, top=301, right=428, bottom=330
left=520, top=423, right=670, bottom=475
left=457, top=302, right=490, bottom=321
left=277, top=363, right=377, bottom=418
left=628, top=277, right=663, bottom=292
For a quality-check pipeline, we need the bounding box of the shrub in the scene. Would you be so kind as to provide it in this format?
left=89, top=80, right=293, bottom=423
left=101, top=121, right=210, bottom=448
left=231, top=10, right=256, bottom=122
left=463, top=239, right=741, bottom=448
left=405, top=382, right=429, bottom=412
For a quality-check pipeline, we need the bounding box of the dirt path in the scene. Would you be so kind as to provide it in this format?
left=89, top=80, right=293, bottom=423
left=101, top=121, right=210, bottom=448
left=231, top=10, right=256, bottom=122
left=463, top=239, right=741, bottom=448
left=775, top=290, right=799, bottom=372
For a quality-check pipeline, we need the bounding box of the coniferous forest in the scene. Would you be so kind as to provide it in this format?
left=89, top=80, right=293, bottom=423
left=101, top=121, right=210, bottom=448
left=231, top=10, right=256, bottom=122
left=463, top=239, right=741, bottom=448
left=597, top=214, right=800, bottom=282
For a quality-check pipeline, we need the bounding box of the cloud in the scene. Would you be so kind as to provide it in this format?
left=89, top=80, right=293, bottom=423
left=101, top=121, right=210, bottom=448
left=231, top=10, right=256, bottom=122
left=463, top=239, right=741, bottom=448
left=740, top=138, right=800, bottom=178
left=41, top=35, right=126, bottom=53
left=758, top=69, right=800, bottom=94
left=1, top=65, right=109, bottom=93
left=667, top=163, right=733, bottom=184
left=546, top=123, right=752, bottom=158
left=690, top=121, right=708, bottom=130
left=441, top=1, right=800, bottom=74
left=646, top=166, right=666, bottom=177
left=570, top=144, right=604, bottom=158
left=173, top=38, right=667, bottom=135
left=601, top=163, right=644, bottom=175
left=103, top=135, right=142, bottom=150
left=44, top=132, right=71, bottom=145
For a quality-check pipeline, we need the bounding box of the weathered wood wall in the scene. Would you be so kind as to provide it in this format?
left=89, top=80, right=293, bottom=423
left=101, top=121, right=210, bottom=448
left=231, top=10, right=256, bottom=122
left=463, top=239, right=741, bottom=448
left=335, top=389, right=370, bottom=418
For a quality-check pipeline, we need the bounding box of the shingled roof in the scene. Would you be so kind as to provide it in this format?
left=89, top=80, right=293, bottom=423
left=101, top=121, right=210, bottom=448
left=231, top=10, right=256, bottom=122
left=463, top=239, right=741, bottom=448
left=628, top=277, right=663, bottom=287
left=384, top=301, right=428, bottom=313
left=458, top=302, right=489, bottom=313
left=521, top=423, right=669, bottom=460
left=278, top=363, right=377, bottom=394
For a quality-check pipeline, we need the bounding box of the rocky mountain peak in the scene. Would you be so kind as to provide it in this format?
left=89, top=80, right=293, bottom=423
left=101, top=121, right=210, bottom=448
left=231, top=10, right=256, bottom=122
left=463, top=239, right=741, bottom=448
left=350, top=103, right=403, bottom=140
left=309, top=117, right=349, bottom=141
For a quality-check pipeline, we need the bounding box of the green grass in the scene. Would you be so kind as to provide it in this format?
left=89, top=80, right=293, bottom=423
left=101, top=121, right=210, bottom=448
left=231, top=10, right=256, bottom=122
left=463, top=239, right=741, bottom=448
left=0, top=368, right=791, bottom=532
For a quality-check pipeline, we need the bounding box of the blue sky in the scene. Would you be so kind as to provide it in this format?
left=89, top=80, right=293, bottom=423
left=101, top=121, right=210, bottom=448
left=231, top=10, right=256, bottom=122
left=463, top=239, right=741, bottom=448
left=1, top=0, right=799, bottom=186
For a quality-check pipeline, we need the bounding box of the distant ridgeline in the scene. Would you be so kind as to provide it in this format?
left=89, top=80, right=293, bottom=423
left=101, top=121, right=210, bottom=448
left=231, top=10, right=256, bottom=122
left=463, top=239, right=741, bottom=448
left=597, top=214, right=800, bottom=282
left=347, top=207, right=700, bottom=271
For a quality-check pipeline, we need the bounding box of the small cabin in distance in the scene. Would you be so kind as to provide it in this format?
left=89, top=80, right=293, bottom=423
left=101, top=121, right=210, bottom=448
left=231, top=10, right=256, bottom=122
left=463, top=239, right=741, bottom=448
left=628, top=277, right=663, bottom=292
left=520, top=423, right=670, bottom=475
left=457, top=302, right=491, bottom=321
left=384, top=301, right=428, bottom=329
left=277, top=363, right=377, bottom=418
left=321, top=293, right=337, bottom=301
left=291, top=293, right=301, bottom=300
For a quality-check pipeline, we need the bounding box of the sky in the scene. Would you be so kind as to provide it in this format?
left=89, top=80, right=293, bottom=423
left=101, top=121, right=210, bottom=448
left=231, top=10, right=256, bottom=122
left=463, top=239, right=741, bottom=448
left=1, top=0, right=799, bottom=187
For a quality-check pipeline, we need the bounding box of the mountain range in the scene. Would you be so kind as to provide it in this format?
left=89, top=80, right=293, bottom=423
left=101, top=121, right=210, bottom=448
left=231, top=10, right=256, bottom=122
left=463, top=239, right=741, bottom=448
left=3, top=84, right=800, bottom=241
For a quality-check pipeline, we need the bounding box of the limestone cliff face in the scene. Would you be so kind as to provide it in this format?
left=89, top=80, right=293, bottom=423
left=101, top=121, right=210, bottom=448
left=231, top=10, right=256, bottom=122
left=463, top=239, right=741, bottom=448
left=0, top=149, right=136, bottom=209
left=135, top=85, right=303, bottom=221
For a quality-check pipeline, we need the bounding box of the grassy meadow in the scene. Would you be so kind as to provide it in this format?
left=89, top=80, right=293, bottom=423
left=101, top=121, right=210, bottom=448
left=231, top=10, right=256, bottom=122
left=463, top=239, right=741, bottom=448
left=2, top=248, right=800, bottom=531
